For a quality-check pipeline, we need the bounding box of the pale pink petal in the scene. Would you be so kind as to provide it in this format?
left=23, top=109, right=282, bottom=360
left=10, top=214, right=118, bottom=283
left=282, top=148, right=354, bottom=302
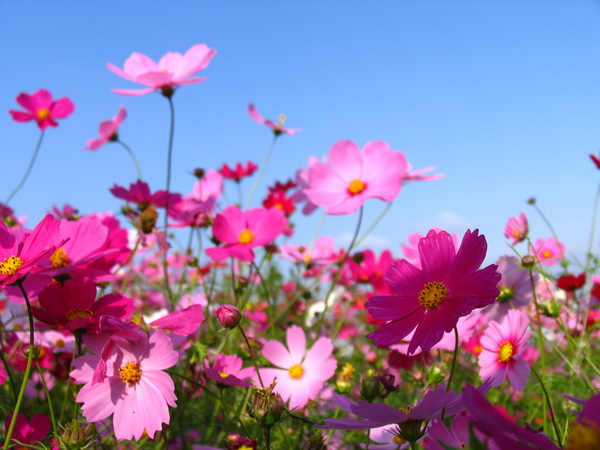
left=328, top=140, right=363, bottom=181
left=285, top=326, right=306, bottom=364
left=261, top=340, right=294, bottom=368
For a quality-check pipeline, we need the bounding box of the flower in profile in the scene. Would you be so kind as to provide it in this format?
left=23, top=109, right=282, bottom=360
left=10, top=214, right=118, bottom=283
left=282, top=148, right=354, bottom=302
left=205, top=206, right=287, bottom=262
left=107, top=44, right=217, bottom=96
left=366, top=229, right=500, bottom=354
left=9, top=89, right=75, bottom=130
left=257, top=325, right=337, bottom=410
left=504, top=213, right=529, bottom=245
left=590, top=153, right=600, bottom=170
left=85, top=105, right=127, bottom=150
left=70, top=328, right=178, bottom=441
left=219, top=161, right=258, bottom=182
left=248, top=103, right=301, bottom=136
left=3, top=413, right=51, bottom=448
left=304, top=140, right=408, bottom=215
left=280, top=236, right=342, bottom=266
left=204, top=353, right=254, bottom=387
left=478, top=309, right=532, bottom=391
left=531, top=237, right=565, bottom=265
left=110, top=180, right=180, bottom=210
left=557, top=273, right=586, bottom=292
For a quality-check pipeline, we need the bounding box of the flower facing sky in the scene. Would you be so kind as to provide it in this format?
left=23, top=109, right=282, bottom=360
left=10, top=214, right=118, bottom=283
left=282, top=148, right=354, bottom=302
left=9, top=89, right=75, bottom=130
left=85, top=105, right=127, bottom=150
left=70, top=328, right=178, bottom=441
left=304, top=140, right=408, bottom=215
left=478, top=309, right=532, bottom=391
left=248, top=103, right=301, bottom=136
left=107, top=44, right=217, bottom=96
left=257, top=325, right=337, bottom=410
left=504, top=213, right=529, bottom=245
left=366, top=229, right=501, bottom=354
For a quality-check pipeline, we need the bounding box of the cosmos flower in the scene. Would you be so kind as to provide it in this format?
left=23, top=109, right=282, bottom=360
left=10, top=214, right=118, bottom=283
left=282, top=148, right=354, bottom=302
left=366, top=229, right=500, bottom=354
left=219, top=161, right=258, bottom=182
left=248, top=103, right=301, bottom=136
left=107, top=44, right=216, bottom=96
left=85, top=105, right=127, bottom=150
left=504, top=213, right=529, bottom=245
left=204, top=354, right=254, bottom=387
left=9, top=89, right=74, bottom=130
left=3, top=413, right=51, bottom=448
left=257, top=325, right=337, bottom=410
left=531, top=237, right=565, bottom=266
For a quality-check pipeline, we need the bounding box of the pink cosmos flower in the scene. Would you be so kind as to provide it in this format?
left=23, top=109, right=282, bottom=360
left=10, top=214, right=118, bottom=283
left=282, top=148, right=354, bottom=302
left=4, top=413, right=51, bottom=448
left=205, top=206, right=287, bottom=262
left=401, top=229, right=460, bottom=270
left=257, top=325, right=337, bottom=410
left=189, top=169, right=223, bottom=201
left=292, top=156, right=324, bottom=215
left=70, top=328, right=178, bottom=441
left=31, top=276, right=134, bottom=333
left=531, top=237, right=565, bottom=265
left=204, top=353, right=254, bottom=387
left=504, top=213, right=529, bottom=245
left=478, top=309, right=532, bottom=391
left=280, top=237, right=342, bottom=266
left=85, top=105, right=127, bottom=150
left=304, top=140, right=408, bottom=215
left=9, top=89, right=74, bottom=130
left=219, top=161, right=258, bottom=182
left=107, top=44, right=217, bottom=96
left=366, top=229, right=501, bottom=354
left=403, top=163, right=444, bottom=183
left=110, top=180, right=180, bottom=209
left=248, top=103, right=301, bottom=136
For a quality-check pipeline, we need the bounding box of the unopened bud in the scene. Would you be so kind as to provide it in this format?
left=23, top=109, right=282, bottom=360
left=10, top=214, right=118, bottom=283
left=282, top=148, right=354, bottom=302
left=521, top=255, right=535, bottom=268
left=216, top=305, right=242, bottom=329
left=248, top=381, right=286, bottom=428
left=59, top=419, right=92, bottom=448
left=193, top=168, right=205, bottom=179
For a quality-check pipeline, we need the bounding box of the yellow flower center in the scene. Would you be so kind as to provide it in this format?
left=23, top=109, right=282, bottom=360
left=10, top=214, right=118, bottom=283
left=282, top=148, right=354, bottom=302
left=55, top=339, right=65, bottom=348
left=399, top=405, right=414, bottom=417
left=37, top=108, right=50, bottom=120
left=393, top=436, right=407, bottom=445
left=513, top=231, right=521, bottom=238
left=289, top=364, right=304, bottom=379
left=238, top=229, right=254, bottom=244
left=338, top=363, right=355, bottom=382
left=418, top=281, right=448, bottom=310
left=219, top=372, right=229, bottom=378
left=542, top=250, right=552, bottom=258
left=277, top=114, right=286, bottom=126
left=119, top=362, right=142, bottom=385
left=347, top=179, right=366, bottom=195
left=567, top=420, right=600, bottom=450
left=0, top=256, right=24, bottom=275
left=50, top=248, right=70, bottom=268
left=65, top=309, right=93, bottom=322
left=498, top=341, right=514, bottom=363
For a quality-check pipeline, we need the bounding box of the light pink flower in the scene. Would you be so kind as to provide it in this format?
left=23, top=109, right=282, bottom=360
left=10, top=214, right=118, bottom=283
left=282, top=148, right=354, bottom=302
left=248, top=103, right=301, bottom=136
left=280, top=237, right=342, bottom=265
left=70, top=328, right=178, bottom=441
left=189, top=169, right=223, bottom=201
left=531, top=237, right=565, bottom=266
left=292, top=156, right=325, bottom=215
left=403, top=163, right=444, bottom=182
left=204, top=353, right=254, bottom=387
left=504, top=213, right=529, bottom=245
left=478, top=309, right=532, bottom=391
left=85, top=105, right=127, bottom=150
left=257, top=325, right=337, bottom=410
left=205, top=206, right=287, bottom=262
left=303, top=140, right=408, bottom=215
left=9, top=89, right=74, bottom=130
left=107, top=44, right=217, bottom=96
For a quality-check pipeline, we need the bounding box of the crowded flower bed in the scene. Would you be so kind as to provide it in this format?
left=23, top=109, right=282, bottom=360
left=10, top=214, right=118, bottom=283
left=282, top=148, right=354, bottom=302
left=1, top=43, right=599, bottom=449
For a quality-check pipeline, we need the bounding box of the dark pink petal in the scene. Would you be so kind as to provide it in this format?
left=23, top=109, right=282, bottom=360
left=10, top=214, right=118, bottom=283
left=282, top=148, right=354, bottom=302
left=93, top=293, right=134, bottom=320
left=49, top=97, right=75, bottom=118
left=418, top=230, right=457, bottom=282
left=9, top=110, right=34, bottom=122
left=366, top=294, right=421, bottom=322
left=15, top=92, right=37, bottom=112
left=367, top=306, right=424, bottom=347
left=33, top=89, right=53, bottom=108
left=150, top=304, right=204, bottom=336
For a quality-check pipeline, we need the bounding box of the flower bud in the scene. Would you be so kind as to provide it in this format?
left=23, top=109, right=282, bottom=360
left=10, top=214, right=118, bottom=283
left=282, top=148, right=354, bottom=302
left=193, top=168, right=205, bottom=179
left=359, top=371, right=384, bottom=403
left=216, top=304, right=242, bottom=329
left=521, top=255, right=535, bottom=268
left=248, top=381, right=286, bottom=428
left=59, top=419, right=92, bottom=449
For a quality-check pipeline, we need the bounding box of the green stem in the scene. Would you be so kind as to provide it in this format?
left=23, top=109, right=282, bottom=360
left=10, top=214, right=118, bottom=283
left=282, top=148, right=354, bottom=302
left=35, top=360, right=57, bottom=434
left=162, top=96, right=176, bottom=306
left=531, top=367, right=563, bottom=448
left=354, top=201, right=394, bottom=248
left=245, top=135, right=278, bottom=210
left=116, top=140, right=143, bottom=181
left=4, top=130, right=45, bottom=207
left=3, top=281, right=35, bottom=450
left=238, top=325, right=265, bottom=387
left=528, top=268, right=548, bottom=432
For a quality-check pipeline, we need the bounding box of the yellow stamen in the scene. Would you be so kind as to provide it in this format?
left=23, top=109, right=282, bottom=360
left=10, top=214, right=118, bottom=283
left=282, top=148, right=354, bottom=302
left=66, top=309, right=93, bottom=322
left=289, top=364, right=304, bottom=379
left=498, top=341, right=514, bottom=363
left=219, top=372, right=229, bottom=378
left=239, top=229, right=254, bottom=244
left=418, top=281, right=448, bottom=310
left=277, top=114, right=286, bottom=126
left=50, top=248, right=70, bottom=268
left=0, top=256, right=24, bottom=275
left=567, top=420, right=600, bottom=449
left=347, top=179, right=366, bottom=195
left=37, top=108, right=50, bottom=120
left=338, top=363, right=355, bottom=382
left=119, top=362, right=142, bottom=385
left=399, top=405, right=414, bottom=416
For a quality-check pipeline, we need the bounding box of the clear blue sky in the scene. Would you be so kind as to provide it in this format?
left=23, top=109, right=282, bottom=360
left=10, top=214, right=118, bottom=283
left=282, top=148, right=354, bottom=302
left=1, top=0, right=599, bottom=266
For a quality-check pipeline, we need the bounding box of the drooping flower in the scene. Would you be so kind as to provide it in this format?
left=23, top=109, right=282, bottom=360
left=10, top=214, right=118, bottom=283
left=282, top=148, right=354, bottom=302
left=478, top=310, right=532, bottom=391
left=531, top=237, right=565, bottom=266
left=107, top=44, right=217, bottom=96
left=70, top=328, right=178, bottom=441
left=248, top=103, right=301, bottom=136
left=304, top=140, right=408, bottom=215
left=9, top=89, right=75, bottom=130
left=504, top=213, right=529, bottom=245
left=204, top=353, right=254, bottom=387
left=366, top=229, right=500, bottom=354
left=257, top=325, right=337, bottom=410
left=85, top=105, right=127, bottom=150
left=205, top=206, right=287, bottom=262
left=219, top=161, right=258, bottom=182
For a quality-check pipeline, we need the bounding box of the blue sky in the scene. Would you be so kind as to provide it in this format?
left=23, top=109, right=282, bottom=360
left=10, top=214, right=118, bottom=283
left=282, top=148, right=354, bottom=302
left=1, top=0, right=599, bottom=266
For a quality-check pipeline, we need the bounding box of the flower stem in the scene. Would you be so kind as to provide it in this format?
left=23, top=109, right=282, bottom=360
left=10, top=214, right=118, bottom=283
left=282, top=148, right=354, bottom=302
left=162, top=96, right=176, bottom=306
left=238, top=325, right=264, bottom=387
left=245, top=135, right=278, bottom=210
left=441, top=326, right=459, bottom=420
left=354, top=201, right=394, bottom=248
left=117, top=139, right=143, bottom=181
left=4, top=130, right=45, bottom=207
left=531, top=366, right=563, bottom=448
left=3, top=281, right=35, bottom=450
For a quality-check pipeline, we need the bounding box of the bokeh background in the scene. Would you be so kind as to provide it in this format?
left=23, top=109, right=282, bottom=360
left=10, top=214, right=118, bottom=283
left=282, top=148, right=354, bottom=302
left=1, top=0, right=599, bottom=265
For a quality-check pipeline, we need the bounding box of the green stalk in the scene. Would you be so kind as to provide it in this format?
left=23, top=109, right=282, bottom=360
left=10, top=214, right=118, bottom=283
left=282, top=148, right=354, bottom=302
left=161, top=96, right=176, bottom=306
left=245, top=135, right=278, bottom=210
left=116, top=140, right=143, bottom=181
left=4, top=130, right=45, bottom=207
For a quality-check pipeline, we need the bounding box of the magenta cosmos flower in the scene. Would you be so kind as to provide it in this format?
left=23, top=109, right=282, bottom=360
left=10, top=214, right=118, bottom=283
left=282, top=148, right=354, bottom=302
left=107, top=44, right=217, bottom=96
left=205, top=205, right=287, bottom=262
left=110, top=179, right=180, bottom=210
left=303, top=140, right=408, bottom=215
left=248, top=103, right=301, bottom=136
left=366, top=229, right=501, bottom=354
left=478, top=309, right=532, bottom=391
left=4, top=413, right=51, bottom=448
left=9, top=89, right=74, bottom=130
left=85, top=105, right=127, bottom=150
left=204, top=353, right=254, bottom=387
left=504, top=213, right=529, bottom=245
left=257, top=325, right=337, bottom=410
left=70, top=328, right=178, bottom=441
